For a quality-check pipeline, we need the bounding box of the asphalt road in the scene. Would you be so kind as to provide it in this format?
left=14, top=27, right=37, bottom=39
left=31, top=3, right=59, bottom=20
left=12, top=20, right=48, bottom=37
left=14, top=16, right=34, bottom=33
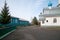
left=2, top=26, right=60, bottom=40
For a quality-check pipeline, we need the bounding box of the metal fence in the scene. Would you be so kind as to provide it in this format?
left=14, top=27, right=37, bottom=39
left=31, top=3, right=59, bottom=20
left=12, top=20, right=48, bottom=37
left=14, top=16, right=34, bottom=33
left=0, top=22, right=31, bottom=39
left=0, top=23, right=17, bottom=39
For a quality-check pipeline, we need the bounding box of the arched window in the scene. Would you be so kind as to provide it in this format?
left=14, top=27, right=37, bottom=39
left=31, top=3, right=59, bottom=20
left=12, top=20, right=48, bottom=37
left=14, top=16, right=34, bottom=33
left=53, top=18, right=57, bottom=23
left=46, top=20, right=48, bottom=22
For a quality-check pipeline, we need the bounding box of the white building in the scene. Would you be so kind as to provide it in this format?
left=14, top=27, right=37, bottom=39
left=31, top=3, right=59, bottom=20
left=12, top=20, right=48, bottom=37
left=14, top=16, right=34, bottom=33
left=39, top=0, right=60, bottom=27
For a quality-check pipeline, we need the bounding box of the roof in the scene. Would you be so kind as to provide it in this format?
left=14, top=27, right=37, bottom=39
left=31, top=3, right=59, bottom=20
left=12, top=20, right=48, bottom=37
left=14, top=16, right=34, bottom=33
left=39, top=14, right=60, bottom=17
left=40, top=7, right=60, bottom=17
left=43, top=7, right=60, bottom=10
left=18, top=18, right=29, bottom=22
left=43, top=7, right=60, bottom=14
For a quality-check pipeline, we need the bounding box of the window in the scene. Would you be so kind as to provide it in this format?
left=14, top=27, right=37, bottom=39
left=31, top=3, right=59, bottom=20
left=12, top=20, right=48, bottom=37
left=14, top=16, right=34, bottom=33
left=16, top=19, right=17, bottom=23
left=53, top=18, right=57, bottom=23
left=46, top=20, right=48, bottom=22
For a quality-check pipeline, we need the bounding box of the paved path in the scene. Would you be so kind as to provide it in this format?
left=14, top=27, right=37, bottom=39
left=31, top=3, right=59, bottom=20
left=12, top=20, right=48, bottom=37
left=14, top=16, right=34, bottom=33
left=2, top=26, right=60, bottom=40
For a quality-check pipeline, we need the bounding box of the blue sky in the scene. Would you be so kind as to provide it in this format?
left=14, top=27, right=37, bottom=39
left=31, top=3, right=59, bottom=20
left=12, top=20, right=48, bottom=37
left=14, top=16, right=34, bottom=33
left=0, top=0, right=58, bottom=22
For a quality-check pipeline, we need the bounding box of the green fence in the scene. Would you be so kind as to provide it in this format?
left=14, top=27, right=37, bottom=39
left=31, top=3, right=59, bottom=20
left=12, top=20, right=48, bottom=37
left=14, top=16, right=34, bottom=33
left=0, top=23, right=17, bottom=39
left=0, top=22, right=30, bottom=39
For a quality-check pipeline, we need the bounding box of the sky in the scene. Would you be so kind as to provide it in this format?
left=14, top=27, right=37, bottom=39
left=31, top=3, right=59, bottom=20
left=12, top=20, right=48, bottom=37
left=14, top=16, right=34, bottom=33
left=0, top=0, right=58, bottom=22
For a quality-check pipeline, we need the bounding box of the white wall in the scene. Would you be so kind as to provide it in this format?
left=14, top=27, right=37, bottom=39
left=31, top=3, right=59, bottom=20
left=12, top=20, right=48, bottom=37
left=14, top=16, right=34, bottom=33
left=41, top=17, right=60, bottom=27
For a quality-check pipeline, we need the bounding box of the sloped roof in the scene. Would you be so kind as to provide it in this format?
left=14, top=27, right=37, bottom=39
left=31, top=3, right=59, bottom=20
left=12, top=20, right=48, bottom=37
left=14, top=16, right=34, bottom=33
left=39, top=14, right=60, bottom=17
left=19, top=18, right=29, bottom=22
left=43, top=7, right=60, bottom=10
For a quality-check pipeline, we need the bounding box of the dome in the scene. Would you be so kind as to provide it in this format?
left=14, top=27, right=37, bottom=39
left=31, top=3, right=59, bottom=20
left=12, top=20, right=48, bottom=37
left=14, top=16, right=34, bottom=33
left=48, top=1, right=52, bottom=7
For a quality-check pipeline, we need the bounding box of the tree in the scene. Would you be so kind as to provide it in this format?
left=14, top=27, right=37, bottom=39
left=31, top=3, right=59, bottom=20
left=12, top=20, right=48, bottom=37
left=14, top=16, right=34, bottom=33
left=0, top=1, right=11, bottom=24
left=31, top=17, right=38, bottom=25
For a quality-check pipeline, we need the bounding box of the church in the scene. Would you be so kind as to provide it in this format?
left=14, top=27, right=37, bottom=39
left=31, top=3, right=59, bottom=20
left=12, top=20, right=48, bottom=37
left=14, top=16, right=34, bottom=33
left=39, top=0, right=60, bottom=27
